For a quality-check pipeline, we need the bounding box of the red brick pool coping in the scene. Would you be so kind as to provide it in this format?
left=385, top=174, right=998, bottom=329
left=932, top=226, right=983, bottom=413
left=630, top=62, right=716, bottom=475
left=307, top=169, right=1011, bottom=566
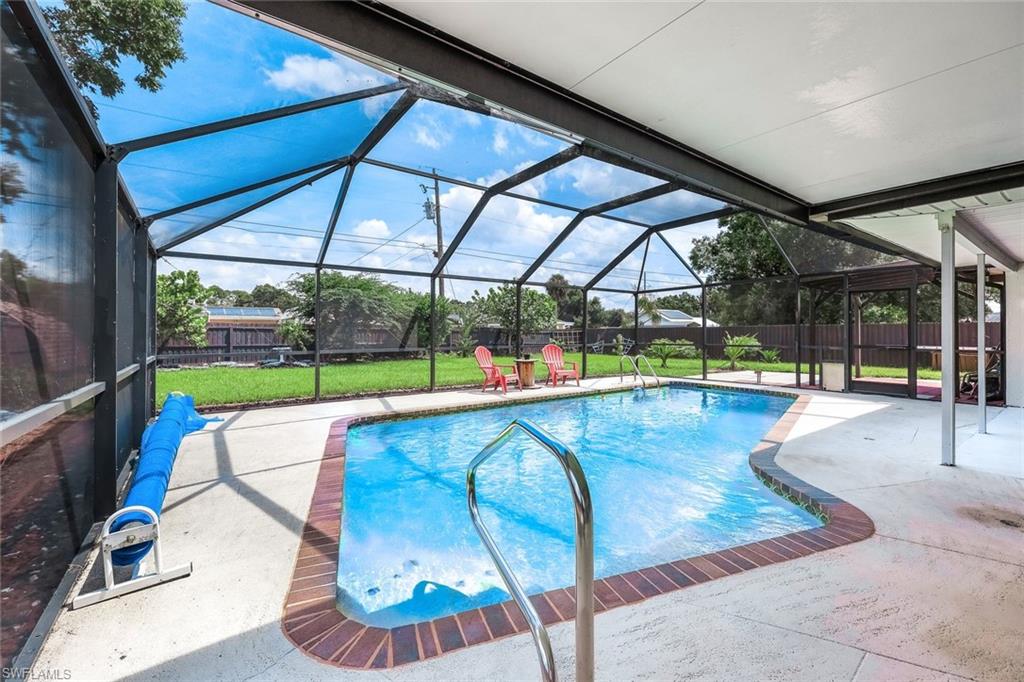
left=281, top=389, right=874, bottom=669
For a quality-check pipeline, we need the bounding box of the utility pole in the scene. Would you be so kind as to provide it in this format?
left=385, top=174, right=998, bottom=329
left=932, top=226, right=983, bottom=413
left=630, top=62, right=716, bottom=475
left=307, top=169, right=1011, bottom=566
left=421, top=169, right=444, bottom=297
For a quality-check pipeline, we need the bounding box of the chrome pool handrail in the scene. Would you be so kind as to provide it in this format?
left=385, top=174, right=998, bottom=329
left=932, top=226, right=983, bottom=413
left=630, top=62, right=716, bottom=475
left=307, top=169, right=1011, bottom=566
left=619, top=353, right=660, bottom=388
left=466, top=419, right=594, bottom=682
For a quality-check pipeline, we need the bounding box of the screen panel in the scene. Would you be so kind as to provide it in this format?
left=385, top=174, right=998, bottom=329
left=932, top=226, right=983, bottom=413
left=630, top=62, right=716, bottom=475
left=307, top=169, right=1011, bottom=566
left=507, top=155, right=662, bottom=210
left=121, top=91, right=401, bottom=214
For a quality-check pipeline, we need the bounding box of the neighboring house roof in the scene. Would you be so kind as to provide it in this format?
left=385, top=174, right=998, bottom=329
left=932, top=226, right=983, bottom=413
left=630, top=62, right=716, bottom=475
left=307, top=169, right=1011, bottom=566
left=205, top=306, right=283, bottom=323
left=639, top=308, right=705, bottom=327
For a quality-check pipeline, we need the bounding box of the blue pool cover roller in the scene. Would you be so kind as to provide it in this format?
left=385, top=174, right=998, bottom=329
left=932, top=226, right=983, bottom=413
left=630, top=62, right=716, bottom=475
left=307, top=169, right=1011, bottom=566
left=110, top=394, right=219, bottom=565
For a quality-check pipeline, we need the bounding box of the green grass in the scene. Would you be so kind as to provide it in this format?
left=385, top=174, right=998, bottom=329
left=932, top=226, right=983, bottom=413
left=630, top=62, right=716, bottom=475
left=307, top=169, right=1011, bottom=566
left=157, top=353, right=939, bottom=407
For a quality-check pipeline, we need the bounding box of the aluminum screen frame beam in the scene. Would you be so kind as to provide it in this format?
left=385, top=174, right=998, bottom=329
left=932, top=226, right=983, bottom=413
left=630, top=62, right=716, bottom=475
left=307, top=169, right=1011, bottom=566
left=317, top=91, right=419, bottom=266
left=516, top=183, right=680, bottom=286
left=432, top=145, right=583, bottom=276
left=583, top=206, right=737, bottom=291
left=222, top=0, right=809, bottom=224
left=155, top=162, right=346, bottom=253
left=812, top=161, right=1024, bottom=220
left=114, top=82, right=408, bottom=154
left=143, top=155, right=351, bottom=224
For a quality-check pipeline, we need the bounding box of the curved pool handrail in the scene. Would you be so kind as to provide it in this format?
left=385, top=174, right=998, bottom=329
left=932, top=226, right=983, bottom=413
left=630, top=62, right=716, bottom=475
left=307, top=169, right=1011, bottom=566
left=619, top=353, right=660, bottom=388
left=466, top=419, right=594, bottom=682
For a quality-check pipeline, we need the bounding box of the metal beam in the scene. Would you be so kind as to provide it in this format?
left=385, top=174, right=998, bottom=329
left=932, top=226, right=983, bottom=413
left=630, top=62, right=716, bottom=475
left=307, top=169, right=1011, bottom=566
left=583, top=231, right=651, bottom=291
left=953, top=212, right=1022, bottom=272
left=156, top=163, right=345, bottom=253
left=224, top=0, right=808, bottom=223
left=977, top=253, right=987, bottom=433
left=650, top=207, right=736, bottom=232
left=93, top=159, right=119, bottom=517
left=144, top=155, right=350, bottom=223
left=817, top=219, right=939, bottom=268
left=433, top=146, right=582, bottom=276
left=116, top=82, right=407, bottom=154
left=317, top=92, right=418, bottom=266
left=939, top=211, right=956, bottom=466
left=636, top=236, right=651, bottom=292
left=813, top=161, right=1024, bottom=220
left=654, top=232, right=702, bottom=285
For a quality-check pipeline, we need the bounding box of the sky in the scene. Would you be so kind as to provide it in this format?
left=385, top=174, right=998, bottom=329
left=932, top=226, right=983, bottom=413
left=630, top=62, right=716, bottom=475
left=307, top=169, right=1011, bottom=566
left=92, top=2, right=725, bottom=296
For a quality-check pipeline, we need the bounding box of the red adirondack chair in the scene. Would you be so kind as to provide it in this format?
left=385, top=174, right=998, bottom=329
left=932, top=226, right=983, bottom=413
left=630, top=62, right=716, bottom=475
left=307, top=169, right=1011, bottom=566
left=541, top=344, right=580, bottom=387
left=474, top=346, right=520, bottom=393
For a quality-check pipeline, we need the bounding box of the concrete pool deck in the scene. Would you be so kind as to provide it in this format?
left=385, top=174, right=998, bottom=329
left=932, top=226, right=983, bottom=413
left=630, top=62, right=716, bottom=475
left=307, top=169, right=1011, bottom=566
left=33, top=378, right=1024, bottom=680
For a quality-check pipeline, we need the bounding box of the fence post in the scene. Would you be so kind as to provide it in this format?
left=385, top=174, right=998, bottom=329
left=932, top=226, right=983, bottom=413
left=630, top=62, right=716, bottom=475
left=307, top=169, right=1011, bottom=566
left=314, top=266, right=321, bottom=401
left=842, top=274, right=851, bottom=392
left=633, top=293, right=639, bottom=353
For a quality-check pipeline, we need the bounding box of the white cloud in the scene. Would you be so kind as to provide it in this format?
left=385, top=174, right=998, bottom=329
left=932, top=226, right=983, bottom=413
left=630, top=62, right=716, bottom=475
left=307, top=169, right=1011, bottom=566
left=263, top=53, right=391, bottom=115
left=492, top=128, right=509, bottom=154
left=353, top=218, right=390, bottom=238
left=264, top=53, right=386, bottom=96
left=551, top=157, right=661, bottom=200
left=413, top=124, right=444, bottom=150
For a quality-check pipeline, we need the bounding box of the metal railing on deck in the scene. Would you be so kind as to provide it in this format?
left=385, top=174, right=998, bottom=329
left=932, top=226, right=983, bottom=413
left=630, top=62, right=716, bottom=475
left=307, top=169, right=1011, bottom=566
left=466, top=419, right=594, bottom=682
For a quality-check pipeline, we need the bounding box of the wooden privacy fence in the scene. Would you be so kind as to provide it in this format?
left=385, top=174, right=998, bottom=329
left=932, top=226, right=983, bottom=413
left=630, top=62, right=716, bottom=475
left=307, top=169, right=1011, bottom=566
left=163, top=322, right=999, bottom=369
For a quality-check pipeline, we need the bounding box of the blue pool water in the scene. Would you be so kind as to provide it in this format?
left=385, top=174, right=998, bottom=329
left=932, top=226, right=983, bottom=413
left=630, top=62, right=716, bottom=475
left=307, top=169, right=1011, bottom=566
left=337, top=385, right=820, bottom=627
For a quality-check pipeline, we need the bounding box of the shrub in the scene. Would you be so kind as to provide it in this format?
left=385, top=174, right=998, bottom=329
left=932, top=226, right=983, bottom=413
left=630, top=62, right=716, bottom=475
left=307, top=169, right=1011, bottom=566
left=759, top=347, right=782, bottom=365
left=647, top=338, right=696, bottom=367
left=723, top=333, right=760, bottom=370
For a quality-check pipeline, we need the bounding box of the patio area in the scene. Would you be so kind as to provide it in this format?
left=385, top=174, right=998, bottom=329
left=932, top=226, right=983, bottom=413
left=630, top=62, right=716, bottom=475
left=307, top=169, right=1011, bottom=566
left=32, top=380, right=1023, bottom=680
left=3, top=1, right=1022, bottom=679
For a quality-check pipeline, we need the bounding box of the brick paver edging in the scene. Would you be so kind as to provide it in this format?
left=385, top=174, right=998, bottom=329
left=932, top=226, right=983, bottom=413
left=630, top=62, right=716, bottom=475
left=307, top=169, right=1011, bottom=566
left=280, top=389, right=874, bottom=669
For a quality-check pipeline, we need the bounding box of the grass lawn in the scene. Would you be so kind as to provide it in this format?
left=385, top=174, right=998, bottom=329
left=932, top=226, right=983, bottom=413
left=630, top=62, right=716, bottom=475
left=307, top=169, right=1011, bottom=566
left=157, top=353, right=940, bottom=407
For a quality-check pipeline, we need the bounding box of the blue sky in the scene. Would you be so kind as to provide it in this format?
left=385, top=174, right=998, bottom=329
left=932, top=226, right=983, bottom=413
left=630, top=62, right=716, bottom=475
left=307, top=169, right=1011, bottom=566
left=93, top=2, right=723, bottom=296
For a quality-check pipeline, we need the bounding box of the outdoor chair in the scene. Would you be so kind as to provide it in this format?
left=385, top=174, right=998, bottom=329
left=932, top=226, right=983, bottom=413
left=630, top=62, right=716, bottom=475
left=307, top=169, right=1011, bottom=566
left=474, top=346, right=520, bottom=393
left=621, top=338, right=635, bottom=354
left=541, top=344, right=580, bottom=387
left=589, top=340, right=605, bottom=353
left=960, top=350, right=1002, bottom=400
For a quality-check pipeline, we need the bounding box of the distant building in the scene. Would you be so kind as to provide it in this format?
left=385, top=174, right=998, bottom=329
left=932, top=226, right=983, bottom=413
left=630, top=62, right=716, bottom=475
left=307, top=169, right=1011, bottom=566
left=205, top=306, right=283, bottom=328
left=638, top=308, right=718, bottom=328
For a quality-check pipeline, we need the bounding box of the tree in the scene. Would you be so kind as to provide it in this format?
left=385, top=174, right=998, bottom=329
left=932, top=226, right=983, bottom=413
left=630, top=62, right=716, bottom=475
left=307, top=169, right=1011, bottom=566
left=655, top=292, right=701, bottom=317
left=43, top=0, right=187, bottom=117
left=156, top=270, right=207, bottom=351
left=277, top=319, right=312, bottom=351
left=689, top=212, right=790, bottom=283
left=637, top=295, right=660, bottom=325
left=250, top=283, right=298, bottom=311
left=289, top=272, right=407, bottom=360
left=477, top=285, right=557, bottom=352
left=544, top=274, right=584, bottom=322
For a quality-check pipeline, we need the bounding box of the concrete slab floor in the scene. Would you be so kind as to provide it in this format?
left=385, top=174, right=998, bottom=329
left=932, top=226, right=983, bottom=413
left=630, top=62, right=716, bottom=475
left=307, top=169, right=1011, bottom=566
left=31, top=379, right=1024, bottom=681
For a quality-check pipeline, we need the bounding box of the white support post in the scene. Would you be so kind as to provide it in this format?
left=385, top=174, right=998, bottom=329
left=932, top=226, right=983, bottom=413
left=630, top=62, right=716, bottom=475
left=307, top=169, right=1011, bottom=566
left=977, top=253, right=987, bottom=433
left=939, top=212, right=956, bottom=466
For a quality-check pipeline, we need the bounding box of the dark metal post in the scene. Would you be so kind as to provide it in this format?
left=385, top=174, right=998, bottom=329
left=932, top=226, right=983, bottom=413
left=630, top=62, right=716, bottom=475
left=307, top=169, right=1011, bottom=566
left=633, top=293, right=639, bottom=353
left=581, top=288, right=589, bottom=378
left=93, top=159, right=119, bottom=517
left=149, top=251, right=156, bottom=414
left=842, top=274, right=851, bottom=392
left=701, top=284, right=708, bottom=380
left=131, top=221, right=149, bottom=446
left=514, top=284, right=523, bottom=358
left=808, top=291, right=817, bottom=386
left=429, top=276, right=437, bottom=391
left=909, top=272, right=918, bottom=399
left=314, top=266, right=321, bottom=401
left=794, top=276, right=802, bottom=388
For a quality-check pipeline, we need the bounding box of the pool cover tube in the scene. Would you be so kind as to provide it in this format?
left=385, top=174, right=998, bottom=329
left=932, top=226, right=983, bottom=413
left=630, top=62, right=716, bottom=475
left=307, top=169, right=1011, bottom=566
left=110, top=394, right=220, bottom=565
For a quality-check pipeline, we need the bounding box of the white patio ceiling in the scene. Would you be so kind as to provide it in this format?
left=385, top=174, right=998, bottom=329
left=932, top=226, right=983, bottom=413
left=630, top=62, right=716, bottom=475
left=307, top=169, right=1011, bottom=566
left=385, top=1, right=1024, bottom=205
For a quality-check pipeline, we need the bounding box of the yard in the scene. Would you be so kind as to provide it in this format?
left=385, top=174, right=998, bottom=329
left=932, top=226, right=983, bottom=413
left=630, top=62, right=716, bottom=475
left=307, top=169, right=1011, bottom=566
left=156, top=353, right=940, bottom=407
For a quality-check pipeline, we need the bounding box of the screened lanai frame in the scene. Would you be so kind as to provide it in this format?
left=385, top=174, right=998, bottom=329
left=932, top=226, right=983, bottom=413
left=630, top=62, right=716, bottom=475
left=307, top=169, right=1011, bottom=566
left=102, top=60, right=940, bottom=400
left=52, top=0, right=941, bottom=406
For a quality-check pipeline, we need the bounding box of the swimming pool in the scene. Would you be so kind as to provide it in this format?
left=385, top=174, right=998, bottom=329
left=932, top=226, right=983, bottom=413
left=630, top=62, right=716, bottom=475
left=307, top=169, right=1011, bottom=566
left=336, top=385, right=822, bottom=627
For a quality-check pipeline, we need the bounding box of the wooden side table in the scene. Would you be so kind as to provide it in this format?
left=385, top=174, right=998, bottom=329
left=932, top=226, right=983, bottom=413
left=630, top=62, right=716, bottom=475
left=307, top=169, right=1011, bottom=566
left=515, top=358, right=540, bottom=389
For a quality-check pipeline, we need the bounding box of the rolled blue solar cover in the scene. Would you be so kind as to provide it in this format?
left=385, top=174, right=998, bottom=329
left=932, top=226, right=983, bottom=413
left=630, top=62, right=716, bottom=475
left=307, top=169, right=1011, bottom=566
left=110, top=394, right=219, bottom=565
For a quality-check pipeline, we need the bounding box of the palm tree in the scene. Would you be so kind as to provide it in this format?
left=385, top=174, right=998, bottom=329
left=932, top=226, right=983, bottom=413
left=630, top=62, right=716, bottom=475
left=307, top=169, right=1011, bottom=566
left=638, top=295, right=661, bottom=326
